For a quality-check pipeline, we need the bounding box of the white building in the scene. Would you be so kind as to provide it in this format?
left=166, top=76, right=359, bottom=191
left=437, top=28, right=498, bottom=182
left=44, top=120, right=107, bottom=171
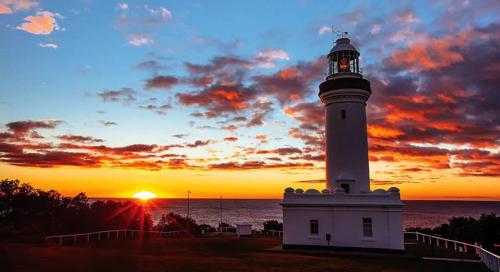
left=281, top=37, right=404, bottom=252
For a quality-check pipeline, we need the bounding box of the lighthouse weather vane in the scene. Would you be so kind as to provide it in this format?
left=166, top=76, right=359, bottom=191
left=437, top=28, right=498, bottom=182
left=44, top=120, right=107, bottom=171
left=330, top=26, right=349, bottom=40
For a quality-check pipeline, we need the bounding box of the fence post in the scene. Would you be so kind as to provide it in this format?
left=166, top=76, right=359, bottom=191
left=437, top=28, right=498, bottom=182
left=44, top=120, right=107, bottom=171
left=98, top=232, right=101, bottom=241
left=87, top=234, right=90, bottom=244
left=107, top=231, right=110, bottom=239
left=463, top=244, right=467, bottom=253
left=59, top=236, right=63, bottom=245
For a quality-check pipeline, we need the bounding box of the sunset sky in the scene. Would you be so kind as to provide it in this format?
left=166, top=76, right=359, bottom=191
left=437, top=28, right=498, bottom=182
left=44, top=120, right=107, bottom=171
left=0, top=0, right=499, bottom=200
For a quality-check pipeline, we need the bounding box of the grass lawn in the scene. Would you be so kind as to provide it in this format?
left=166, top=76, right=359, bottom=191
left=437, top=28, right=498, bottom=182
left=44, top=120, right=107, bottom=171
left=0, top=235, right=490, bottom=272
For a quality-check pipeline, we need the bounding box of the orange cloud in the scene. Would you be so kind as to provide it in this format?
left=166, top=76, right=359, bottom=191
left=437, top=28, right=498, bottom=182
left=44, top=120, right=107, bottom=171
left=213, top=89, right=240, bottom=101
left=368, top=124, right=404, bottom=139
left=0, top=4, right=12, bottom=13
left=0, top=0, right=38, bottom=13
left=389, top=28, right=485, bottom=72
left=223, top=137, right=238, bottom=142
left=16, top=11, right=59, bottom=35
left=391, top=42, right=463, bottom=71
left=278, top=68, right=298, bottom=79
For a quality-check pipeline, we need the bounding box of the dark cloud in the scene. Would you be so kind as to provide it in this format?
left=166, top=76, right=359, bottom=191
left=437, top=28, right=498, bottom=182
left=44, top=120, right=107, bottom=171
left=177, top=83, right=256, bottom=117
left=145, top=75, right=179, bottom=90
left=97, top=88, right=136, bottom=104
left=99, top=120, right=118, bottom=126
left=172, top=133, right=189, bottom=139
left=56, top=135, right=104, bottom=144
left=289, top=154, right=325, bottom=162
left=29, top=131, right=44, bottom=139
left=251, top=59, right=324, bottom=105
left=135, top=60, right=167, bottom=71
left=186, top=76, right=214, bottom=87
left=1, top=151, right=102, bottom=168
left=256, top=147, right=302, bottom=156
left=174, top=54, right=324, bottom=132
left=185, top=140, right=213, bottom=148
left=245, top=100, right=274, bottom=127
left=6, top=120, right=62, bottom=137
left=208, top=161, right=314, bottom=170
left=284, top=102, right=324, bottom=132
left=138, top=102, right=172, bottom=115
left=185, top=55, right=251, bottom=75
left=191, top=36, right=243, bottom=53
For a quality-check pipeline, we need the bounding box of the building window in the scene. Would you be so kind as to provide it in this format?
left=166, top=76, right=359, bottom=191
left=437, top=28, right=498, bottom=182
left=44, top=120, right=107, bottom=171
left=341, top=183, right=350, bottom=193
left=363, top=218, right=373, bottom=237
left=341, top=109, right=346, bottom=120
left=310, top=220, right=319, bottom=235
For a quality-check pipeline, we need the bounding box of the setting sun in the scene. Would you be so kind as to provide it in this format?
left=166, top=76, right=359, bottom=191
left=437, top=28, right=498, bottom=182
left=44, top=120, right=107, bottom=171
left=132, top=191, right=157, bottom=201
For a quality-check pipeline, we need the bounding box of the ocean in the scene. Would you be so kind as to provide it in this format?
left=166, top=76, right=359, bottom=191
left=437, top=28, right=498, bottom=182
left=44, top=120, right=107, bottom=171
left=99, top=199, right=499, bottom=230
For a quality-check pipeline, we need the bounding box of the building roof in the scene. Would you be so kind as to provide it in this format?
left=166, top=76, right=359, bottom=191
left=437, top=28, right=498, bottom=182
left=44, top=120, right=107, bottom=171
left=330, top=38, right=359, bottom=53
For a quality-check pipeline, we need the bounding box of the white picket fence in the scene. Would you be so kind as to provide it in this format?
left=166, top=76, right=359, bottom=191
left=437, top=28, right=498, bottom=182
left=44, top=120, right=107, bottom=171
left=406, top=231, right=499, bottom=272
left=265, top=230, right=283, bottom=237
left=45, top=229, right=181, bottom=245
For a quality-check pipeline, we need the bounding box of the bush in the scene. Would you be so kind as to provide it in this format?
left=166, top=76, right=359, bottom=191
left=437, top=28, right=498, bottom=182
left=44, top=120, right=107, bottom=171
left=199, top=224, right=217, bottom=233
left=263, top=220, right=282, bottom=232
left=218, top=222, right=236, bottom=232
left=154, top=212, right=200, bottom=234
left=407, top=213, right=499, bottom=250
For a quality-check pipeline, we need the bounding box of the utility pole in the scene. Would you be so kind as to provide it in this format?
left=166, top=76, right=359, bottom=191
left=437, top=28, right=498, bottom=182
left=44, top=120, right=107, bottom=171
left=186, top=190, right=191, bottom=234
left=219, top=195, right=222, bottom=231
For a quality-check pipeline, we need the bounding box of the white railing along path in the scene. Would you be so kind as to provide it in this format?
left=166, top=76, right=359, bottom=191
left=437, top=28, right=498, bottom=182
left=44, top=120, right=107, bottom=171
left=405, top=231, right=499, bottom=272
left=45, top=229, right=181, bottom=245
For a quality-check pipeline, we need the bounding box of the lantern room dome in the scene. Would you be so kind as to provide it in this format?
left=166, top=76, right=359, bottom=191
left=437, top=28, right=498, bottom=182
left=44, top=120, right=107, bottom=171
left=329, top=38, right=358, bottom=54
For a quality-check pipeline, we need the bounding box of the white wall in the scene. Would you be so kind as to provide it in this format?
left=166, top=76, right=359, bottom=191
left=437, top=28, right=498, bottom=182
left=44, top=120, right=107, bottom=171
left=325, top=101, right=370, bottom=193
left=283, top=205, right=404, bottom=250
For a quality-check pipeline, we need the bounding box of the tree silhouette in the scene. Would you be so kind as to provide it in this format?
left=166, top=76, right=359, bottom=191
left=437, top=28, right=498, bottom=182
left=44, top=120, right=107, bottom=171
left=0, top=179, right=152, bottom=241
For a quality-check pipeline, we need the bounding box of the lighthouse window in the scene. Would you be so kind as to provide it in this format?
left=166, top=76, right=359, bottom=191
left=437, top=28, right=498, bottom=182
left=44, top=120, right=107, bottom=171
left=341, top=109, right=346, bottom=120
left=362, top=218, right=373, bottom=237
left=310, top=220, right=319, bottom=235
left=341, top=183, right=350, bottom=193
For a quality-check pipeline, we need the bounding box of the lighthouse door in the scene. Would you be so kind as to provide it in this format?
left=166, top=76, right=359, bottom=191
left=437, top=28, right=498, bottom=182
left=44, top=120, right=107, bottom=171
left=336, top=179, right=354, bottom=193
left=340, top=183, right=350, bottom=193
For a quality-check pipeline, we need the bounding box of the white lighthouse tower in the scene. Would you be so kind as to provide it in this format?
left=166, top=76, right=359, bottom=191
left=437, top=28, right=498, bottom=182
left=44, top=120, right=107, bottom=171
left=281, top=37, right=404, bottom=252
left=320, top=37, right=371, bottom=194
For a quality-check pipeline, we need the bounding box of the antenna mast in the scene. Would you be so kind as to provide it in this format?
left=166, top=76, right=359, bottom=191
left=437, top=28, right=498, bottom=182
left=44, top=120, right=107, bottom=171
left=331, top=27, right=349, bottom=39
left=219, top=195, right=223, bottom=230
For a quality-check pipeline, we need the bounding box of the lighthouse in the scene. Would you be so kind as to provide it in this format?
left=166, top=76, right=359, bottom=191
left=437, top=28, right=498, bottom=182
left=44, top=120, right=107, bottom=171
left=319, top=37, right=371, bottom=194
left=281, top=36, right=404, bottom=252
